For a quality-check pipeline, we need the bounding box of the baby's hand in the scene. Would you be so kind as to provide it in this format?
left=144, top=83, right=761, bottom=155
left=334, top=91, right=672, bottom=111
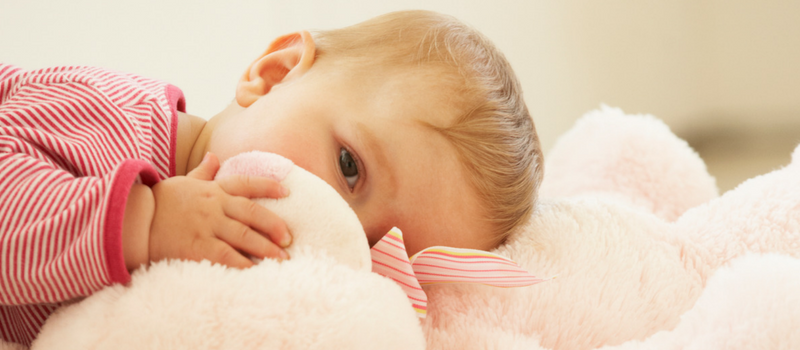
left=148, top=153, right=292, bottom=269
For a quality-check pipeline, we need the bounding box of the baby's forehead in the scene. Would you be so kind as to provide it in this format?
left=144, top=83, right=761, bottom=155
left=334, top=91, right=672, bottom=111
left=324, top=61, right=470, bottom=115
left=372, top=72, right=469, bottom=128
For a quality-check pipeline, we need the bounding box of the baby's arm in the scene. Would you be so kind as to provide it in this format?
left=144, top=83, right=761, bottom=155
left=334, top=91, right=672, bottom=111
left=0, top=64, right=162, bottom=308
left=0, top=64, right=287, bottom=309
left=122, top=153, right=292, bottom=271
left=0, top=63, right=290, bottom=344
left=123, top=183, right=154, bottom=270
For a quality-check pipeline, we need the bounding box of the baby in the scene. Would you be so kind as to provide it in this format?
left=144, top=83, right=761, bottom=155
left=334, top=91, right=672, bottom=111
left=0, top=10, right=542, bottom=346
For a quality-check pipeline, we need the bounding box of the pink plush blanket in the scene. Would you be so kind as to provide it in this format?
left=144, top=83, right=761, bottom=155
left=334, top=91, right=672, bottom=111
left=422, top=106, right=800, bottom=349
left=4, top=106, right=799, bottom=350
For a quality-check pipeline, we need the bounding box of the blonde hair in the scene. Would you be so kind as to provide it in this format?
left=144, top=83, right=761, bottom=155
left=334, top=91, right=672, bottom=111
left=314, top=10, right=543, bottom=246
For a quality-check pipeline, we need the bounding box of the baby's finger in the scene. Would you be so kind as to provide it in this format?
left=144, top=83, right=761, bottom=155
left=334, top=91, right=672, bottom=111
left=186, top=152, right=220, bottom=181
left=216, top=218, right=289, bottom=260
left=223, top=196, right=292, bottom=250
left=216, top=175, right=289, bottom=199
left=196, top=238, right=254, bottom=269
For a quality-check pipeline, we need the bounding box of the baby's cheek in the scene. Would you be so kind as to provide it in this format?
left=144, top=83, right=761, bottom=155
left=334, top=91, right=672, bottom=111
left=208, top=125, right=255, bottom=162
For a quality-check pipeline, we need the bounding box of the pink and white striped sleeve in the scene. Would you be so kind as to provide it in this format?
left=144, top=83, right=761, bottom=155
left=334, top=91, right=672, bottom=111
left=0, top=63, right=183, bottom=345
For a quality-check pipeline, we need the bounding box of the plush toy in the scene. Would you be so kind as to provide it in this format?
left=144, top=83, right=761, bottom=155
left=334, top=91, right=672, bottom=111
left=27, top=151, right=427, bottom=350
left=6, top=106, right=800, bottom=350
left=422, top=106, right=800, bottom=350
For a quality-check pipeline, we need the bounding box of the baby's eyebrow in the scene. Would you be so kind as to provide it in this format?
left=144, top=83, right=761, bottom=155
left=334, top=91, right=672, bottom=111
left=353, top=121, right=397, bottom=199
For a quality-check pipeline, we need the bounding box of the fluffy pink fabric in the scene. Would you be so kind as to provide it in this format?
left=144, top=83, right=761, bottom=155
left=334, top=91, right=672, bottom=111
left=214, top=150, right=293, bottom=181
left=421, top=106, right=800, bottom=350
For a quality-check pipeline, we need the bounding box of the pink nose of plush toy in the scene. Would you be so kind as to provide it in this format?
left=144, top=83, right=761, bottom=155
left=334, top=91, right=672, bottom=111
left=215, top=151, right=295, bottom=182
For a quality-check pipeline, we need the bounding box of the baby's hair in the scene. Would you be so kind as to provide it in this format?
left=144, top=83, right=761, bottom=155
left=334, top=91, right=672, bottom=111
left=314, top=10, right=543, bottom=246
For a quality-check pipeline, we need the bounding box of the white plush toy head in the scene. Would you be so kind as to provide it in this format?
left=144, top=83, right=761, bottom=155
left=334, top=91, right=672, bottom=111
left=215, top=151, right=371, bottom=271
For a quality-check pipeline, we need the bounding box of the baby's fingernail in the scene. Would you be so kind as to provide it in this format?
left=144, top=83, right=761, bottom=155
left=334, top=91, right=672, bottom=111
left=202, top=152, right=210, bottom=163
left=280, top=186, right=290, bottom=197
left=280, top=234, right=292, bottom=248
left=279, top=250, right=290, bottom=260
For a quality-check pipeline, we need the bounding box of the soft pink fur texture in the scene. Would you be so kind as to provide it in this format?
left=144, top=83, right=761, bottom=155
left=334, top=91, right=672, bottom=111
left=4, top=106, right=799, bottom=349
left=422, top=106, right=800, bottom=350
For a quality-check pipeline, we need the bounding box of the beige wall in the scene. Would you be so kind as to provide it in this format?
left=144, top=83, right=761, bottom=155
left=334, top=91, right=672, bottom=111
left=2, top=1, right=798, bottom=191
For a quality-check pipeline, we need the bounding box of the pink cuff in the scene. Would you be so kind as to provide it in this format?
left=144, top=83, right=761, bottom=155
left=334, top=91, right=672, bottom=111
left=165, top=84, right=186, bottom=177
left=104, top=160, right=161, bottom=285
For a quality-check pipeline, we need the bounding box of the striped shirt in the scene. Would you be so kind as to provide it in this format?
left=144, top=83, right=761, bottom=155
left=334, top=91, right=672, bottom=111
left=0, top=63, right=184, bottom=346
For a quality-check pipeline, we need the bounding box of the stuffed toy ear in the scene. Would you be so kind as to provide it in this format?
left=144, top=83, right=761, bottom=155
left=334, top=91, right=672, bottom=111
left=215, top=151, right=294, bottom=182
left=371, top=227, right=548, bottom=318
left=216, top=151, right=372, bottom=271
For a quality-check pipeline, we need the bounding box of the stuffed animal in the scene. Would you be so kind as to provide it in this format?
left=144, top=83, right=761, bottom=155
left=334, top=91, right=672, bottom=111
left=8, top=106, right=800, bottom=350
left=422, top=106, right=800, bottom=350
left=27, top=151, right=427, bottom=350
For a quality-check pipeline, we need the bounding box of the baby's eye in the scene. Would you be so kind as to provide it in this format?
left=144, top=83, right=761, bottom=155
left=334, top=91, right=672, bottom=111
left=339, top=148, right=359, bottom=189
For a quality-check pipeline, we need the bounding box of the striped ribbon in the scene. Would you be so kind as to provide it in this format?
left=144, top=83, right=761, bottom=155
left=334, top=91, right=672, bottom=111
left=370, top=227, right=549, bottom=318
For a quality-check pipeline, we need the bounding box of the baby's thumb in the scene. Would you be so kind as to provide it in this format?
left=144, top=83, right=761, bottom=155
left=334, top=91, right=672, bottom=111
left=187, top=152, right=220, bottom=181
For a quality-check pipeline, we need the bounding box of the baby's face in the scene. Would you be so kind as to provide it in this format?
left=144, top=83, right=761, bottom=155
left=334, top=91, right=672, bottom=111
left=208, top=64, right=494, bottom=256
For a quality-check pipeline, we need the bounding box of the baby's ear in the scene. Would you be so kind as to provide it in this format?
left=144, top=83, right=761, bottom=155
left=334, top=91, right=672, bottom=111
left=236, top=30, right=315, bottom=107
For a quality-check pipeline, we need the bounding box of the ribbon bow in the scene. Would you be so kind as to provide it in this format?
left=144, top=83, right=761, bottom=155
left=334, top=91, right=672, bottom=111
left=370, top=227, right=548, bottom=318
